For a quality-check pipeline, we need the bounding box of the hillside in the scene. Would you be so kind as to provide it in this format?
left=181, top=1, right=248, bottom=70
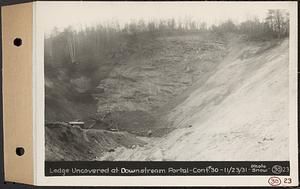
left=92, top=33, right=228, bottom=135
left=99, top=37, right=289, bottom=161
left=45, top=32, right=289, bottom=161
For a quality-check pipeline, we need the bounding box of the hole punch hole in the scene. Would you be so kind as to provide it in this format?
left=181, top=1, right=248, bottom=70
left=16, top=147, right=25, bottom=156
left=13, top=38, right=22, bottom=47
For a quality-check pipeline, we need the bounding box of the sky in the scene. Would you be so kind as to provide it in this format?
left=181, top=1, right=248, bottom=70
left=36, top=1, right=293, bottom=34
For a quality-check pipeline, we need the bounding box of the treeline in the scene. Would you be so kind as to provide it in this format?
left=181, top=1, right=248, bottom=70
left=211, top=10, right=289, bottom=40
left=45, top=9, right=289, bottom=92
left=46, top=9, right=290, bottom=60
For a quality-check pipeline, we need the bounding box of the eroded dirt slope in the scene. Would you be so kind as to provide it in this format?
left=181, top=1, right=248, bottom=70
left=100, top=38, right=289, bottom=161
left=93, top=33, right=228, bottom=135
left=46, top=33, right=230, bottom=160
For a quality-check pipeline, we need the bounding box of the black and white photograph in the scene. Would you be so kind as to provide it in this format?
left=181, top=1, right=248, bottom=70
left=1, top=1, right=297, bottom=187
left=44, top=2, right=292, bottom=162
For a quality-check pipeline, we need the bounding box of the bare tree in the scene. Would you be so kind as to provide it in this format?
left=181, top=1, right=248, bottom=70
left=265, top=9, right=289, bottom=38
